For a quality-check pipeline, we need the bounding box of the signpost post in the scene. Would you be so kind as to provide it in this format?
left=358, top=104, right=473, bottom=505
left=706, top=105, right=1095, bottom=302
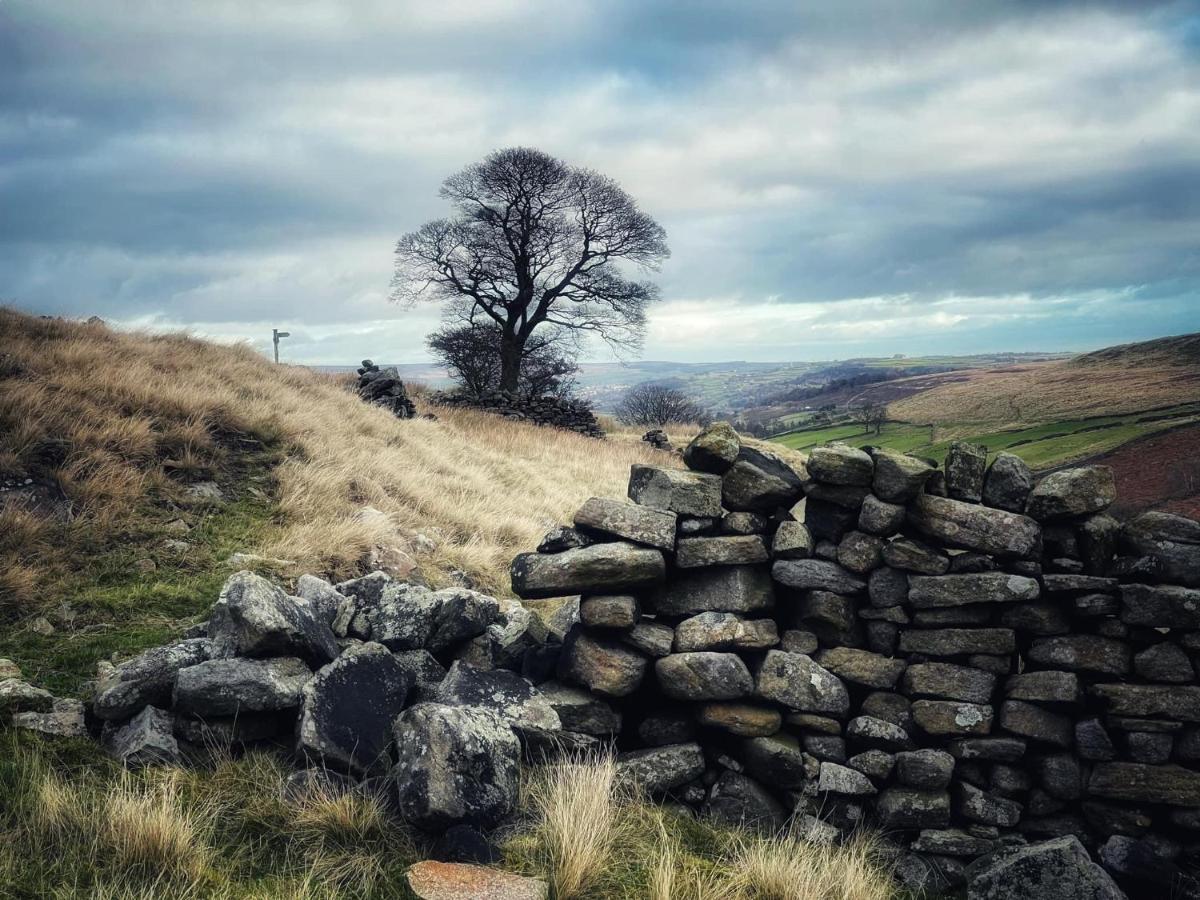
left=272, top=328, right=290, bottom=363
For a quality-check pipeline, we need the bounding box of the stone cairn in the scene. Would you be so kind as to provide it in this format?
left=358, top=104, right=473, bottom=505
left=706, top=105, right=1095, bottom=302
left=429, top=390, right=604, bottom=437
left=357, top=359, right=416, bottom=419
left=641, top=428, right=672, bottom=451
left=510, top=425, right=1200, bottom=897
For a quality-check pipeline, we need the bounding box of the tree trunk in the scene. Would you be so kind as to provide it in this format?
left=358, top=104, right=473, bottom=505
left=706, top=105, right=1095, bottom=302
left=499, top=333, right=523, bottom=393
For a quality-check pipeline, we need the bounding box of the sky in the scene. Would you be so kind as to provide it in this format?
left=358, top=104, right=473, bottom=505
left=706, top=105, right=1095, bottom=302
left=2, top=0, right=1199, bottom=365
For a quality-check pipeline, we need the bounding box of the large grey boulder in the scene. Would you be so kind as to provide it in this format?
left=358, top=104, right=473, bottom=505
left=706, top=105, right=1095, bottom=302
left=682, top=422, right=741, bottom=474
left=536, top=681, right=621, bottom=735
left=351, top=581, right=440, bottom=650
left=807, top=444, right=874, bottom=486
left=754, top=650, right=849, bottom=716
left=510, top=542, right=665, bottom=599
left=1026, top=466, right=1117, bottom=521
left=12, top=698, right=88, bottom=738
left=557, top=630, right=648, bottom=697
left=391, top=703, right=521, bottom=830
left=426, top=588, right=502, bottom=653
left=573, top=497, right=676, bottom=551
left=965, top=835, right=1126, bottom=900
left=656, top=652, right=753, bottom=700
left=468, top=597, right=548, bottom=670
left=721, top=447, right=805, bottom=511
left=703, top=771, right=787, bottom=831
left=742, top=733, right=812, bottom=788
left=983, top=452, right=1034, bottom=513
left=297, top=642, right=413, bottom=775
left=435, top=661, right=561, bottom=734
left=627, top=465, right=723, bottom=517
left=0, top=678, right=54, bottom=716
left=1121, top=511, right=1200, bottom=586
left=208, top=571, right=339, bottom=665
left=907, top=573, right=1040, bottom=608
left=294, top=574, right=345, bottom=626
left=173, top=656, right=312, bottom=716
left=650, top=565, right=774, bottom=616
left=616, top=742, right=705, bottom=793
left=1120, top=583, right=1200, bottom=628
left=102, top=706, right=181, bottom=768
left=909, top=493, right=1041, bottom=559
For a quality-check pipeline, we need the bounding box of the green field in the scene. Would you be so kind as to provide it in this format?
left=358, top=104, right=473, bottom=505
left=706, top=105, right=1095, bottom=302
left=771, top=404, right=1200, bottom=470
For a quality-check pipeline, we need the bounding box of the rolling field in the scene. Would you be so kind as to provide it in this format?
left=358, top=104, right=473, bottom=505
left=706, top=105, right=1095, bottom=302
left=772, top=403, right=1200, bottom=471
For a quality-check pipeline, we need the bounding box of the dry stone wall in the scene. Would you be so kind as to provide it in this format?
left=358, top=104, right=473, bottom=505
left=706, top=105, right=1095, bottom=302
left=429, top=390, right=604, bottom=437
left=511, top=424, right=1200, bottom=896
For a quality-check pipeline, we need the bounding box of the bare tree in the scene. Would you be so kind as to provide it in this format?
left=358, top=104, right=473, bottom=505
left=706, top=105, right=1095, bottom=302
left=616, top=383, right=708, bottom=427
left=427, top=323, right=579, bottom=399
left=851, top=401, right=888, bottom=435
left=393, top=147, right=669, bottom=392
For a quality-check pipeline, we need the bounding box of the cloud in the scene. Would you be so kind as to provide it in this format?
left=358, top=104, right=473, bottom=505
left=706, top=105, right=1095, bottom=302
left=1, top=0, right=1198, bottom=362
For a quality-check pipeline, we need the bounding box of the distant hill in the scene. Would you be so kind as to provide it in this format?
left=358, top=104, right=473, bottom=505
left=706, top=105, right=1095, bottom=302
left=1070, top=331, right=1200, bottom=367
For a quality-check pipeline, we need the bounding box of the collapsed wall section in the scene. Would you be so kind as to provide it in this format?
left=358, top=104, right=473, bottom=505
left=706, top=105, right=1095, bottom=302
left=511, top=424, right=1200, bottom=893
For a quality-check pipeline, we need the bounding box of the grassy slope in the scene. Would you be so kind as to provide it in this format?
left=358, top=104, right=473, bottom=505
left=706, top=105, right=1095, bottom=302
left=2, top=309, right=876, bottom=900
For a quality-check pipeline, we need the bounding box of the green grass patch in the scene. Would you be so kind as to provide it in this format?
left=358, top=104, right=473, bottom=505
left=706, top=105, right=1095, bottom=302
left=0, top=452, right=283, bottom=695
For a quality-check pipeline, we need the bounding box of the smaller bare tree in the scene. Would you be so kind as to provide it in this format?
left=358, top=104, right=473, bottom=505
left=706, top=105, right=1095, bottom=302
left=851, top=401, right=887, bottom=435
left=427, top=323, right=579, bottom=399
left=616, top=383, right=709, bottom=427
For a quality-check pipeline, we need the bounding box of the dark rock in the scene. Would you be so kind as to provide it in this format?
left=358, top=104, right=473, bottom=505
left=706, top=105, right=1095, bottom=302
left=650, top=565, right=774, bottom=616
left=949, top=551, right=999, bottom=574
left=1000, top=700, right=1073, bottom=748
left=771, top=559, right=866, bottom=594
left=297, top=642, right=414, bottom=775
left=1089, top=762, right=1200, bottom=806
left=946, top=441, right=988, bottom=502
left=637, top=712, right=695, bottom=746
left=808, top=443, right=874, bottom=486
left=676, top=535, right=769, bottom=568
left=780, top=629, right=819, bottom=654
left=537, top=526, right=591, bottom=554
left=742, top=733, right=811, bottom=788
left=93, top=638, right=214, bottom=720
left=391, top=703, right=520, bottom=831
left=1075, top=718, right=1117, bottom=761
left=102, top=705, right=180, bottom=768
left=208, top=571, right=339, bottom=665
left=718, top=511, right=768, bottom=535
left=1134, top=643, right=1195, bottom=683
left=557, top=631, right=648, bottom=697
left=673, top=612, right=778, bottom=652
left=1025, top=466, right=1117, bottom=521
left=868, top=566, right=908, bottom=607
left=804, top=498, right=859, bottom=542
left=655, top=652, right=753, bottom=701
left=882, top=536, right=951, bottom=575
left=999, top=601, right=1070, bottom=635
left=897, top=628, right=1016, bottom=657
left=1039, top=753, right=1083, bottom=800
left=876, top=787, right=951, bottom=828
left=858, top=495, right=906, bottom=536
left=964, top=835, right=1125, bottom=900
left=1120, top=583, right=1200, bottom=628
left=982, top=452, right=1034, bottom=512
left=815, top=647, right=906, bottom=689
left=1005, top=671, right=1081, bottom=705
left=173, top=657, right=311, bottom=716
left=682, top=422, right=741, bottom=474
left=1078, top=513, right=1120, bottom=575
left=912, top=700, right=994, bottom=736
left=835, top=531, right=884, bottom=575
left=909, top=493, right=1041, bottom=559
left=579, top=595, right=639, bottom=630
left=621, top=620, right=675, bottom=658
left=1090, top=684, right=1200, bottom=722
left=1121, top=511, right=1200, bottom=587
left=949, top=737, right=1026, bottom=762
left=754, top=650, right=849, bottom=715
left=1027, top=636, right=1130, bottom=676
left=537, top=681, right=621, bottom=735
left=957, top=781, right=1022, bottom=827
left=860, top=691, right=913, bottom=730
left=845, top=715, right=915, bottom=751
left=848, top=749, right=896, bottom=781
left=1126, top=731, right=1173, bottom=764
left=871, top=449, right=935, bottom=502
left=721, top=447, right=806, bottom=511
left=896, top=749, right=955, bottom=790
left=908, top=572, right=1039, bottom=608
left=818, top=761, right=877, bottom=795
left=703, top=771, right=787, bottom=830
left=902, top=662, right=996, bottom=704
left=771, top=521, right=813, bottom=559
left=511, top=542, right=665, bottom=600
left=435, top=661, right=560, bottom=735
left=616, top=743, right=706, bottom=793
left=429, top=825, right=499, bottom=865
left=573, top=497, right=676, bottom=551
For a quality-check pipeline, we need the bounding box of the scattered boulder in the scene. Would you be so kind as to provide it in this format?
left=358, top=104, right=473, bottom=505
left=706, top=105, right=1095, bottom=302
left=1025, top=466, right=1117, bottom=521
left=964, top=835, right=1126, bottom=900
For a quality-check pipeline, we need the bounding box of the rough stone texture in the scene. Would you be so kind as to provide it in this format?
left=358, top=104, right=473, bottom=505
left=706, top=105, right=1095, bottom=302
left=837, top=531, right=885, bottom=574
left=1121, top=511, right=1200, bottom=587
left=808, top=444, right=874, bottom=486
left=869, top=566, right=909, bottom=607
left=964, top=836, right=1125, bottom=900
left=903, top=662, right=996, bottom=705
left=676, top=535, right=769, bottom=568
left=909, top=493, right=1042, bottom=559
left=627, top=464, right=723, bottom=517
left=877, top=787, right=952, bottom=828
left=1119, top=583, right=1200, bottom=628
left=102, top=705, right=180, bottom=768
left=754, top=650, right=850, bottom=716
left=999, top=700, right=1073, bottom=748
left=816, top=647, right=906, bottom=689
left=12, top=697, right=87, bottom=738
left=897, top=628, right=1016, bottom=657
left=173, top=657, right=311, bottom=716
left=771, top=558, right=866, bottom=594
left=742, top=733, right=811, bottom=788
left=897, top=749, right=956, bottom=790
left=650, top=565, right=774, bottom=616
left=908, top=573, right=1039, bottom=608
left=872, top=449, right=935, bottom=502
left=1133, top=642, right=1194, bottom=683
left=391, top=703, right=521, bottom=830
left=511, top=542, right=665, bottom=600
left=882, top=537, right=950, bottom=574
left=946, top=442, right=988, bottom=503
left=656, top=652, right=754, bottom=701
left=912, top=700, right=994, bottom=736
left=819, top=761, right=877, bottom=795
left=1026, top=466, right=1117, bottom=521
left=1005, top=671, right=1081, bottom=704
left=621, top=620, right=674, bottom=658
left=405, top=861, right=548, bottom=900
left=859, top=495, right=907, bottom=536
left=1027, top=636, right=1131, bottom=676
left=697, top=702, right=782, bottom=737
left=673, top=612, right=778, bottom=652
left=771, top=520, right=813, bottom=559
left=579, top=595, right=639, bottom=630
left=208, top=571, right=338, bottom=665
left=1090, top=684, right=1200, bottom=722
left=682, top=421, right=741, bottom=474
left=435, top=661, right=561, bottom=734
left=0, top=679, right=54, bottom=716
left=573, top=496, right=676, bottom=551
left=703, top=771, right=787, bottom=830
left=1088, top=762, right=1200, bottom=806
left=982, top=452, right=1034, bottom=513
left=616, top=742, right=705, bottom=793
left=557, top=631, right=648, bottom=697
left=721, top=447, right=806, bottom=511
left=297, top=642, right=413, bottom=775
left=537, top=681, right=620, bottom=735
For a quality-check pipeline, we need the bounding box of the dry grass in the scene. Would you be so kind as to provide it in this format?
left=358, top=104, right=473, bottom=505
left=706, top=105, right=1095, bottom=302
left=890, top=357, right=1200, bottom=428
left=99, top=775, right=212, bottom=881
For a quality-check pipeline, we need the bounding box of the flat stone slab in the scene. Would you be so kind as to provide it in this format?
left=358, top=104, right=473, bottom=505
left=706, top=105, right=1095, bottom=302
left=510, top=542, right=665, bottom=599
left=908, top=494, right=1041, bottom=559
left=1090, top=684, right=1200, bottom=723
left=907, top=573, right=1039, bottom=608
left=573, top=497, right=676, bottom=551
left=405, top=861, right=548, bottom=900
left=1088, top=761, right=1200, bottom=807
left=676, top=535, right=769, bottom=568
left=650, top=565, right=774, bottom=616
